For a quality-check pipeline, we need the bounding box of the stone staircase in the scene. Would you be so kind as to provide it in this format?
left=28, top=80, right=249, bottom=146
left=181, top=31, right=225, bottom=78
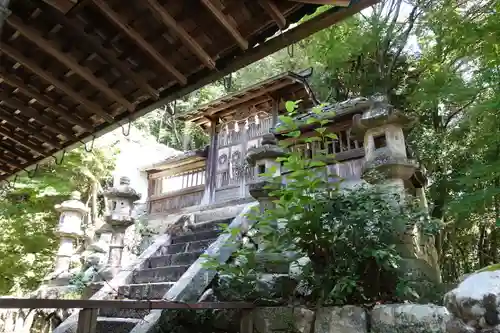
left=92, top=217, right=230, bottom=333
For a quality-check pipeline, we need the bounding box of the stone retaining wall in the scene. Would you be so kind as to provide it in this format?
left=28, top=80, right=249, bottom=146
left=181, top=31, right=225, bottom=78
left=253, top=304, right=450, bottom=333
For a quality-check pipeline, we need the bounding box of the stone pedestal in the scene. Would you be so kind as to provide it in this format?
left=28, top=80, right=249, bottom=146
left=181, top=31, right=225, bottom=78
left=352, top=94, right=440, bottom=285
left=45, top=191, right=87, bottom=286
left=96, top=176, right=140, bottom=281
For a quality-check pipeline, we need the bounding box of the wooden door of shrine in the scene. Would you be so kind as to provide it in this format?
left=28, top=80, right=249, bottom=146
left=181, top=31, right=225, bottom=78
left=214, top=115, right=273, bottom=203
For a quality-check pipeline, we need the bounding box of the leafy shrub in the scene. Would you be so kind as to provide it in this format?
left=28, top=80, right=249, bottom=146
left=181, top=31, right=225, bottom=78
left=205, top=101, right=437, bottom=306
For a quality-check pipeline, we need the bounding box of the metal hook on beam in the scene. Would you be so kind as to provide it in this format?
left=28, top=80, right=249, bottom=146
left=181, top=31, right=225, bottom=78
left=121, top=121, right=131, bottom=137
left=82, top=136, right=95, bottom=153
left=52, top=151, right=66, bottom=166
left=24, top=164, right=39, bottom=179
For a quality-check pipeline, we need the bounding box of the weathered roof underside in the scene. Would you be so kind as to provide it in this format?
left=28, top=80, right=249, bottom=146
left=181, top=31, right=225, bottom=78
left=182, top=68, right=318, bottom=128
left=0, top=0, right=377, bottom=181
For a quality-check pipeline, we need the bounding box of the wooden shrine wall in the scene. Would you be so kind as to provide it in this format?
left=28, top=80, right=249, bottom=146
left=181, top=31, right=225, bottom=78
left=215, top=116, right=273, bottom=203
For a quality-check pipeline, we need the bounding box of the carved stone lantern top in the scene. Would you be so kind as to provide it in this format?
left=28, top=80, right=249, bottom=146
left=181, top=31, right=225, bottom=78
left=103, top=176, right=141, bottom=202
left=246, top=134, right=285, bottom=166
left=55, top=191, right=88, bottom=215
left=351, top=94, right=416, bottom=139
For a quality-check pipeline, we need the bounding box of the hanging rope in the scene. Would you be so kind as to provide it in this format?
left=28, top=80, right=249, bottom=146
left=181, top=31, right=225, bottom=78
left=52, top=151, right=66, bottom=166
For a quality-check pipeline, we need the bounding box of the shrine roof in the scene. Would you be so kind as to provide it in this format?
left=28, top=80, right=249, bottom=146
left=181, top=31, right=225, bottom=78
left=0, top=0, right=377, bottom=181
left=180, top=67, right=320, bottom=128
left=143, top=147, right=209, bottom=173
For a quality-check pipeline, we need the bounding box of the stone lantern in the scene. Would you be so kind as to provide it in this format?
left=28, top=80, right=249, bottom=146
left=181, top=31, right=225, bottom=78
left=98, top=176, right=140, bottom=280
left=351, top=94, right=418, bottom=193
left=352, top=94, right=441, bottom=284
left=246, top=133, right=285, bottom=216
left=46, top=191, right=87, bottom=286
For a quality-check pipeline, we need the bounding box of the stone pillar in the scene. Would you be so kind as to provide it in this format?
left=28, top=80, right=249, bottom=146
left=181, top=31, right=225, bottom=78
left=351, top=94, right=441, bottom=286
left=46, top=191, right=87, bottom=286
left=97, top=176, right=141, bottom=280
left=246, top=134, right=285, bottom=216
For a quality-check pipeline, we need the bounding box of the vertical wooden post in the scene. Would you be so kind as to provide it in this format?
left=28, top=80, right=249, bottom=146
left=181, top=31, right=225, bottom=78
left=271, top=98, right=279, bottom=128
left=240, top=309, right=254, bottom=333
left=77, top=308, right=98, bottom=333
left=202, top=117, right=219, bottom=205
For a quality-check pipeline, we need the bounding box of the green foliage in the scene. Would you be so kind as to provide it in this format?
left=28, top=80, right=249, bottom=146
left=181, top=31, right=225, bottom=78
left=0, top=147, right=115, bottom=295
left=205, top=102, right=434, bottom=305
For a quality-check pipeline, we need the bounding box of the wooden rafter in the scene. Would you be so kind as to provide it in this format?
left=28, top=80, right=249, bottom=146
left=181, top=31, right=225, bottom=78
left=0, top=43, right=114, bottom=123
left=288, top=0, right=350, bottom=5
left=258, top=0, right=287, bottom=29
left=42, top=0, right=76, bottom=13
left=0, top=141, right=33, bottom=162
left=0, top=106, right=61, bottom=149
left=0, top=126, right=46, bottom=156
left=200, top=0, right=248, bottom=50
left=0, top=91, right=75, bottom=140
left=35, top=0, right=160, bottom=100
left=144, top=0, right=216, bottom=70
left=0, top=71, right=93, bottom=131
left=0, top=92, right=75, bottom=141
left=6, top=15, right=135, bottom=112
left=0, top=154, right=24, bottom=171
left=90, top=0, right=187, bottom=85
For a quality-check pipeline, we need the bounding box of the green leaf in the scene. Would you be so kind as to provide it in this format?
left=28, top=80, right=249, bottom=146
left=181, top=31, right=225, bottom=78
left=326, top=133, right=338, bottom=140
left=315, top=128, right=326, bottom=134
left=285, top=101, right=299, bottom=113
left=286, top=130, right=301, bottom=138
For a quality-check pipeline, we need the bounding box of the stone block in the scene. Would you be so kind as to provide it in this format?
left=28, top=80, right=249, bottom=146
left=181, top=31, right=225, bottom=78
left=314, top=306, right=367, bottom=333
left=371, top=304, right=450, bottom=333
left=253, top=306, right=315, bottom=333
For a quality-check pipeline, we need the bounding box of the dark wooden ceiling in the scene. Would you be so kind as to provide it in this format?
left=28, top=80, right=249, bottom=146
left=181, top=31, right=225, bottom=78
left=0, top=0, right=377, bottom=181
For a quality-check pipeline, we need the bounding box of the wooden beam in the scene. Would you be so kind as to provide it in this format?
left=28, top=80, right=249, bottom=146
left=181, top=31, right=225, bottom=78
left=258, top=0, right=286, bottom=29
left=42, top=0, right=76, bottom=13
left=0, top=91, right=75, bottom=140
left=0, top=71, right=93, bottom=131
left=0, top=126, right=46, bottom=156
left=6, top=15, right=135, bottom=112
left=34, top=0, right=159, bottom=101
left=288, top=0, right=350, bottom=5
left=200, top=0, right=248, bottom=50
left=0, top=43, right=114, bottom=123
left=144, top=0, right=216, bottom=70
left=0, top=298, right=256, bottom=309
left=0, top=106, right=61, bottom=149
left=90, top=0, right=187, bottom=85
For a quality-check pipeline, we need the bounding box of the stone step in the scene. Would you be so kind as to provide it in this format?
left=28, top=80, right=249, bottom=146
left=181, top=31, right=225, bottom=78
left=96, top=317, right=142, bottom=333
left=192, top=218, right=232, bottom=232
left=132, top=265, right=190, bottom=284
left=194, top=199, right=251, bottom=223
left=145, top=251, right=203, bottom=269
left=171, top=229, right=221, bottom=244
left=117, top=282, right=174, bottom=300
left=158, top=238, right=217, bottom=255
left=99, top=307, right=150, bottom=319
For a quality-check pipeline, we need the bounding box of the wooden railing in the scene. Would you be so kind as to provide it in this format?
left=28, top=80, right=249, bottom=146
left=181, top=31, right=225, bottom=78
left=148, top=167, right=207, bottom=214
left=149, top=185, right=205, bottom=214
left=0, top=298, right=255, bottom=333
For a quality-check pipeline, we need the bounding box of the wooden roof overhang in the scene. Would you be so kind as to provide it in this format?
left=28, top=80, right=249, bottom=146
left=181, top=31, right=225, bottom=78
left=181, top=68, right=319, bottom=129
left=0, top=0, right=377, bottom=181
left=144, top=148, right=209, bottom=176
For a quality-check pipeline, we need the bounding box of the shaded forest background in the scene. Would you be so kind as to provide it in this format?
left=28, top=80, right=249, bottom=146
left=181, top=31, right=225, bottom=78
left=0, top=0, right=498, bottom=295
